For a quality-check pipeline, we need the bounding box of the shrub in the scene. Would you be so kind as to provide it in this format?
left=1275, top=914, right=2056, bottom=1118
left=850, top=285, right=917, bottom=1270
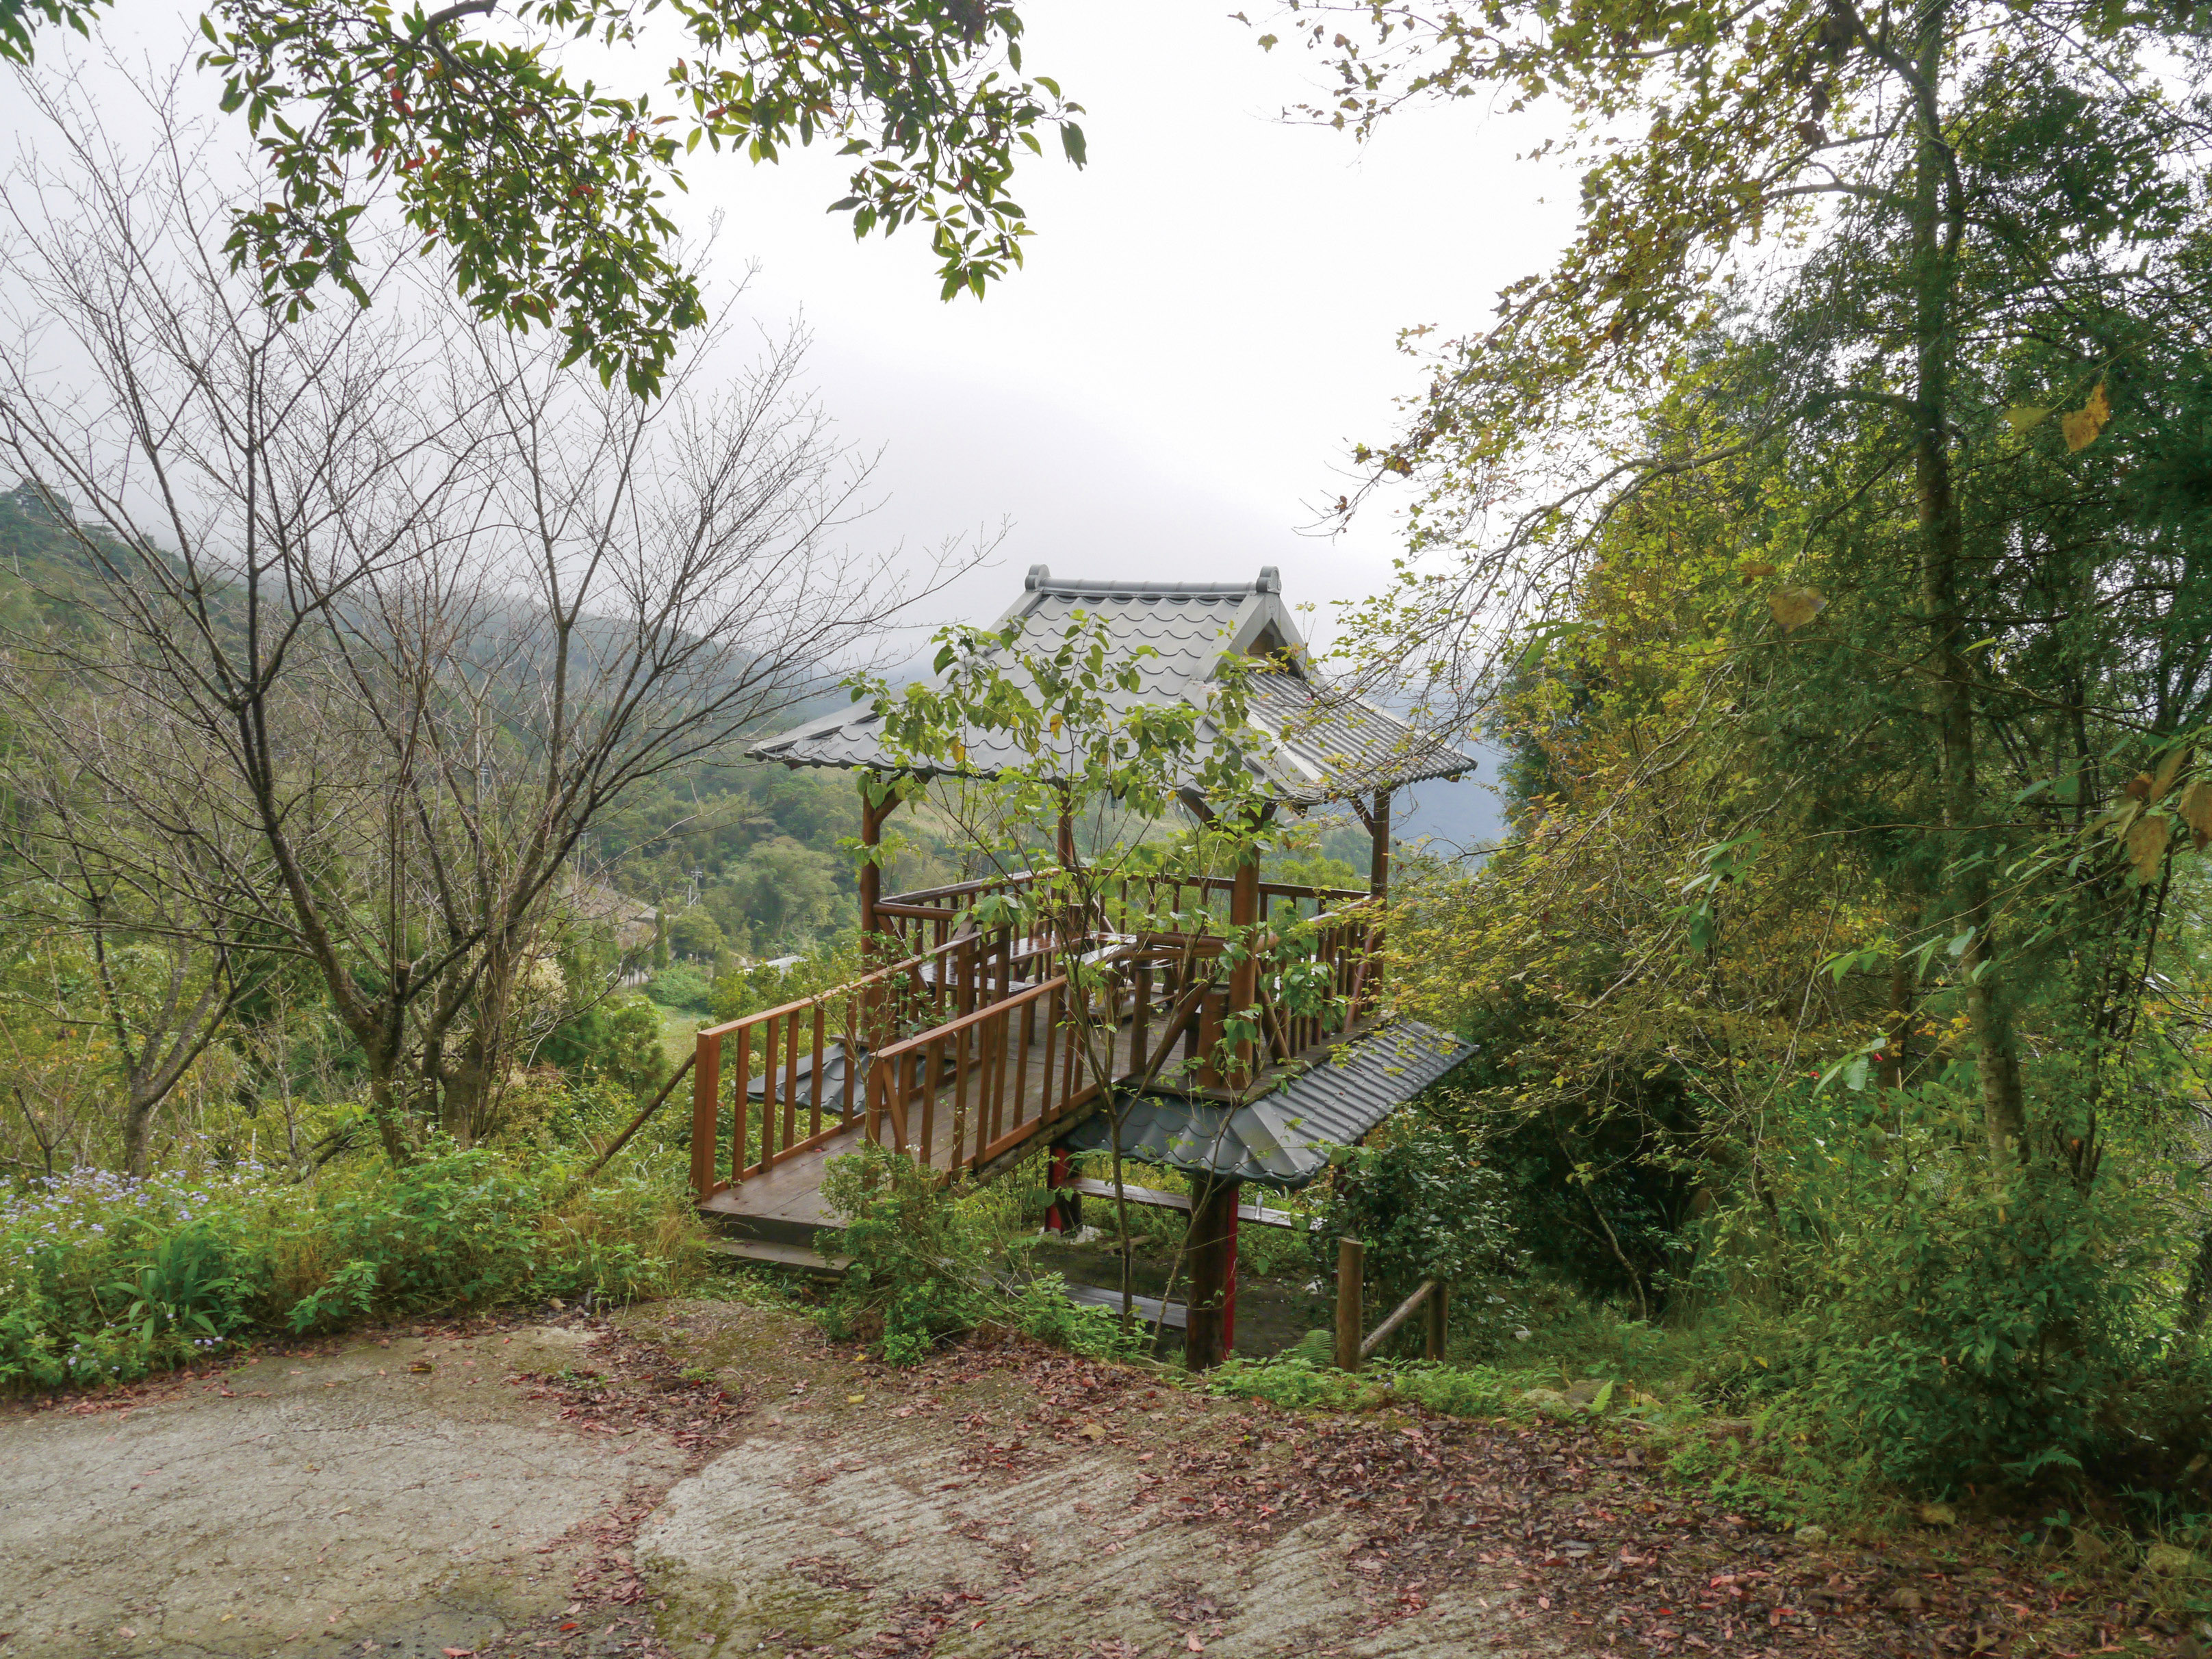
left=645, top=966, right=715, bottom=1014
left=820, top=1142, right=1143, bottom=1365
left=1309, top=1120, right=1526, bottom=1357
left=0, top=1141, right=704, bottom=1392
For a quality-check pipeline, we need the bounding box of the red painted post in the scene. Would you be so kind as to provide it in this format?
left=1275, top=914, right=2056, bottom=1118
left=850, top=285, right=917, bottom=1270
left=1045, top=1144, right=1071, bottom=1233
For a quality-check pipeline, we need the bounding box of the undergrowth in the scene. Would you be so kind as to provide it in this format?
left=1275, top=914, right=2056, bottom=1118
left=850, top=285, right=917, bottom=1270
left=0, top=1142, right=704, bottom=1392
left=819, top=1142, right=1142, bottom=1365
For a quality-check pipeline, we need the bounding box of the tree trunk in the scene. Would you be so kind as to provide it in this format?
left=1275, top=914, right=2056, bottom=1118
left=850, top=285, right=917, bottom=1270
left=1907, top=0, right=2026, bottom=1168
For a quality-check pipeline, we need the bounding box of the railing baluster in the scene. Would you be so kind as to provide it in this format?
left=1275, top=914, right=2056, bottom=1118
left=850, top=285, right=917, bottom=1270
left=951, top=1018, right=970, bottom=1170
left=809, top=1001, right=825, bottom=1138
left=1040, top=983, right=1058, bottom=1123
left=761, top=1017, right=780, bottom=1169
left=919, top=1036, right=942, bottom=1168
left=782, top=1009, right=801, bottom=1153
left=1014, top=996, right=1033, bottom=1131
left=691, top=1029, right=721, bottom=1202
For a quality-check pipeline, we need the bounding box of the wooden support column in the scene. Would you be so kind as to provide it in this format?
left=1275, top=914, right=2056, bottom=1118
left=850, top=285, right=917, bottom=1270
left=1365, top=788, right=1391, bottom=1000
left=858, top=773, right=895, bottom=949
left=1227, top=835, right=1261, bottom=1087
left=1367, top=788, right=1392, bottom=904
left=1184, top=1175, right=1242, bottom=1370
left=1044, top=1143, right=1079, bottom=1234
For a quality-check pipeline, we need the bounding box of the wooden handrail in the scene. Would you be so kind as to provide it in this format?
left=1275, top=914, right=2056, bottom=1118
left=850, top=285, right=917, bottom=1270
left=694, top=931, right=967, bottom=1043
left=878, top=868, right=1051, bottom=906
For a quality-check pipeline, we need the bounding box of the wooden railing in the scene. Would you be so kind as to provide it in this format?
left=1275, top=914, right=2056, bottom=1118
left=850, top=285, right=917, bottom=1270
left=872, top=869, right=1368, bottom=955
left=690, top=925, right=1051, bottom=1203
left=863, top=967, right=1101, bottom=1175
left=871, top=870, right=1049, bottom=957
left=1255, top=900, right=1382, bottom=1065
left=693, top=884, right=1385, bottom=1204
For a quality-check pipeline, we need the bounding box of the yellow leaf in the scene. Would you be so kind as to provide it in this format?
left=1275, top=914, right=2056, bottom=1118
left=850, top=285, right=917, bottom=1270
left=2176, top=779, right=2212, bottom=851
left=1769, top=588, right=1827, bottom=632
left=2126, top=813, right=2170, bottom=884
left=951, top=741, right=966, bottom=764
left=2061, top=379, right=2111, bottom=452
left=1740, top=560, right=1777, bottom=580
left=2001, top=406, right=2052, bottom=434
left=2150, top=745, right=2189, bottom=802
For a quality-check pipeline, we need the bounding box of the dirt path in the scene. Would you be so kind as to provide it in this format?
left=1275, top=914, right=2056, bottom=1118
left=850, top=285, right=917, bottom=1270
left=0, top=1294, right=2183, bottom=1659
left=0, top=1321, right=684, bottom=1658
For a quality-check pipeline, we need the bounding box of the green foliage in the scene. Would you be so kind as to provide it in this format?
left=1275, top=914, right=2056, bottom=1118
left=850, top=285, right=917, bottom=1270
left=819, top=1143, right=1140, bottom=1365
left=0, top=1139, right=703, bottom=1391
left=645, top=966, right=717, bottom=1015
left=1751, top=1089, right=2192, bottom=1495
left=93, top=0, right=1095, bottom=397
left=821, top=1142, right=1001, bottom=1363
left=539, top=994, right=666, bottom=1097
left=1311, top=1118, right=1527, bottom=1357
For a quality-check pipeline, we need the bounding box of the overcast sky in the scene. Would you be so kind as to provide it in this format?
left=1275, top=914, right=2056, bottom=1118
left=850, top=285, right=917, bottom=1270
left=29, top=3, right=1577, bottom=845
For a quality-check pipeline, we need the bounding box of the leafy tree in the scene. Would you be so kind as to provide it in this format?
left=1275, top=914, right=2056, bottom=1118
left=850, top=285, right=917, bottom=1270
left=4, top=0, right=1083, bottom=395
left=1300, top=0, right=2212, bottom=1176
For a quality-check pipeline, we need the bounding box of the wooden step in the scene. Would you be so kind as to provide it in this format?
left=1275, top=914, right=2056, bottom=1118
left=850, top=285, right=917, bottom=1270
left=704, top=1235, right=853, bottom=1277
left=1061, top=1281, right=1188, bottom=1330
left=1068, top=1176, right=1317, bottom=1231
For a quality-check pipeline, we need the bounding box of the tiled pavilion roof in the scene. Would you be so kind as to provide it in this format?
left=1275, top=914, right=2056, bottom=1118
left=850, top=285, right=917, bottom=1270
left=747, top=567, right=1475, bottom=806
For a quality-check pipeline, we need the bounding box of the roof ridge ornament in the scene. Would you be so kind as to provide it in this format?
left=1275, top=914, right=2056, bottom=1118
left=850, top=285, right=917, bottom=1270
left=1025, top=563, right=1051, bottom=591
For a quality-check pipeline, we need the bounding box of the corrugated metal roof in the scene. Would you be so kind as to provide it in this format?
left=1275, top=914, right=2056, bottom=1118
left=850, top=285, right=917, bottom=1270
left=1059, top=1019, right=1476, bottom=1189
left=746, top=566, right=1474, bottom=806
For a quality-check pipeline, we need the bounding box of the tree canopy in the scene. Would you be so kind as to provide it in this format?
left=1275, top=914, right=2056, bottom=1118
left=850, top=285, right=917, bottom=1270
left=3, top=0, right=1082, bottom=394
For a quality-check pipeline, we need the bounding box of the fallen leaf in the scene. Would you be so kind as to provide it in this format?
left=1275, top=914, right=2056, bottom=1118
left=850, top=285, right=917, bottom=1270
left=847, top=1393, right=865, bottom=1404
left=1078, top=1421, right=1106, bottom=1441
left=1187, top=1635, right=1205, bottom=1653
left=1769, top=588, right=1827, bottom=632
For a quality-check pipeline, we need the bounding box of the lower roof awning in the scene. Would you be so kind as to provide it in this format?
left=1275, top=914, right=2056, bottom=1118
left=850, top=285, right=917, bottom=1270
left=1059, top=1019, right=1474, bottom=1190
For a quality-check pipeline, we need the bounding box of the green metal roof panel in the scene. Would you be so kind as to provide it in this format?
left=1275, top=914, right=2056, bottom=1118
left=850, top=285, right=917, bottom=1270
left=1059, top=1019, right=1475, bottom=1189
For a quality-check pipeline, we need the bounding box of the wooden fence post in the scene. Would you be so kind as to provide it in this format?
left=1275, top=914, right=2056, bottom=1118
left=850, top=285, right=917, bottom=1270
left=1334, top=1237, right=1365, bottom=1372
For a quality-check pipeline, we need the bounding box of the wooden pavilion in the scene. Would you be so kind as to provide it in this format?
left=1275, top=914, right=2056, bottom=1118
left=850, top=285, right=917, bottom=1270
left=691, top=565, right=1477, bottom=1366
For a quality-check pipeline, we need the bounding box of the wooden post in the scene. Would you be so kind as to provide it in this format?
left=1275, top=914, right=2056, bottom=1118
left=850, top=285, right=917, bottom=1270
left=1425, top=1280, right=1449, bottom=1361
left=690, top=1031, right=721, bottom=1204
left=858, top=775, right=894, bottom=951
left=1222, top=1196, right=1240, bottom=1354
left=1044, top=1142, right=1075, bottom=1233
left=1367, top=788, right=1392, bottom=904
left=1228, top=844, right=1261, bottom=1088
left=1183, top=1176, right=1241, bottom=1371
left=1366, top=788, right=1391, bottom=1002
left=1334, top=1237, right=1365, bottom=1372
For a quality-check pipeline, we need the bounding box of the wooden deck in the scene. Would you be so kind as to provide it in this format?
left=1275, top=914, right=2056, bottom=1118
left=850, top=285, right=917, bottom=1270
left=690, top=876, right=1383, bottom=1254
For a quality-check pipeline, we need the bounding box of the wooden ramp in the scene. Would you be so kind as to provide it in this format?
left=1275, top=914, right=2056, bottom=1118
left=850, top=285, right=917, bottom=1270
left=697, top=1007, right=1148, bottom=1245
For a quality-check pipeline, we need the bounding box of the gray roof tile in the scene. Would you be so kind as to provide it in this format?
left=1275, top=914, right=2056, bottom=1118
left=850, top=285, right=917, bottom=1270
left=749, top=566, right=1474, bottom=805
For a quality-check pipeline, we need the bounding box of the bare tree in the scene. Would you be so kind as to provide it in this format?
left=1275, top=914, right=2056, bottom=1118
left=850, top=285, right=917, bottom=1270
left=0, top=697, right=259, bottom=1174
left=0, top=67, right=967, bottom=1160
